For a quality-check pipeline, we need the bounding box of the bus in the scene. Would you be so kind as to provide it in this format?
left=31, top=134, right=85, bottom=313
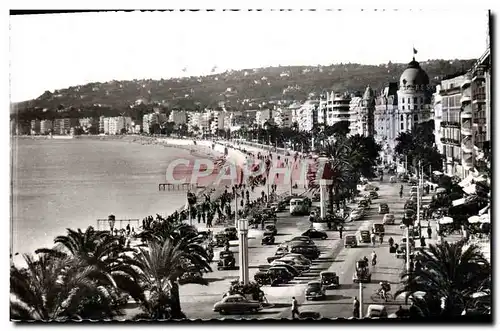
left=290, top=198, right=310, bottom=216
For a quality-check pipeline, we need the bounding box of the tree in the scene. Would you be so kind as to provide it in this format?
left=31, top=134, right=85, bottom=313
left=134, top=234, right=212, bottom=320
left=10, top=253, right=114, bottom=321
left=395, top=240, right=491, bottom=318
left=35, top=227, right=145, bottom=306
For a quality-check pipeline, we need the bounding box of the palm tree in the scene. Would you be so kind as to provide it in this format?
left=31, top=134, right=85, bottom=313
left=10, top=253, right=113, bottom=321
left=35, top=227, right=145, bottom=306
left=395, top=240, right=491, bottom=317
left=134, top=236, right=212, bottom=320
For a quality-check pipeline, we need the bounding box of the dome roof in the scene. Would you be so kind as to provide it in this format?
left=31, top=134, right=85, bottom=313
left=363, top=85, right=375, bottom=100
left=399, top=59, right=430, bottom=88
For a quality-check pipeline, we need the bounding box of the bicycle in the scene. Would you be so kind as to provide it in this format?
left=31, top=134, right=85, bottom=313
left=371, top=289, right=393, bottom=302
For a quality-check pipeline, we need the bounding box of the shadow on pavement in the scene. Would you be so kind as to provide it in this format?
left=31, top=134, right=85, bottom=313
left=204, top=277, right=229, bottom=283
left=324, top=294, right=352, bottom=301
left=268, top=303, right=291, bottom=309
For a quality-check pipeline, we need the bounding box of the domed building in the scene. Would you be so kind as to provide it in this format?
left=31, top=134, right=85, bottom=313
left=359, top=85, right=376, bottom=137
left=396, top=57, right=433, bottom=133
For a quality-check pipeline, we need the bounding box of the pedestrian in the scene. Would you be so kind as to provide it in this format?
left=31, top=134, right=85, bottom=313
left=353, top=296, right=360, bottom=318
left=371, top=233, right=376, bottom=246
left=427, top=226, right=432, bottom=239
left=291, top=296, right=299, bottom=319
left=339, top=226, right=343, bottom=239
left=388, top=236, right=394, bottom=247
left=420, top=236, right=426, bottom=247
left=379, top=234, right=384, bottom=245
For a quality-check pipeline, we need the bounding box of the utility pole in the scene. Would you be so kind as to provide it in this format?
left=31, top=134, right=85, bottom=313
left=359, top=283, right=364, bottom=318
left=235, top=191, right=238, bottom=229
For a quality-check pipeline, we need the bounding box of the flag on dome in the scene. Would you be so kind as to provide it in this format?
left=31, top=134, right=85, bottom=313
left=413, top=48, right=418, bottom=54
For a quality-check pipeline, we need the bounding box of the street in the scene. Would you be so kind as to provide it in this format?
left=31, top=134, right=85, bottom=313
left=179, top=175, right=419, bottom=319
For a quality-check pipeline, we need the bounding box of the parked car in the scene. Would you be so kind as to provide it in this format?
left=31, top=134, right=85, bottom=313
left=344, top=235, right=358, bottom=248
left=357, top=229, right=371, bottom=243
left=277, top=256, right=310, bottom=271
left=299, top=311, right=322, bottom=320
left=289, top=236, right=316, bottom=245
left=364, top=184, right=379, bottom=191
left=213, top=294, right=262, bottom=314
left=264, top=224, right=277, bottom=236
left=305, top=281, right=326, bottom=300
left=369, top=191, right=379, bottom=199
left=267, top=249, right=287, bottom=263
left=302, top=229, right=328, bottom=240
left=350, top=209, right=364, bottom=221
left=289, top=244, right=320, bottom=260
left=283, top=253, right=311, bottom=266
left=383, top=213, right=396, bottom=225
left=268, top=266, right=294, bottom=283
left=224, top=227, right=238, bottom=241
left=270, top=261, right=301, bottom=276
left=378, top=203, right=389, bottom=214
left=366, top=304, right=388, bottom=318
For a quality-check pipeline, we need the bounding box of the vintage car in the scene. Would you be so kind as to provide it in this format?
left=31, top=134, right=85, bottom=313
left=358, top=229, right=371, bottom=243
left=289, top=244, right=320, bottom=260
left=302, top=229, right=328, bottom=240
left=215, top=232, right=229, bottom=247
left=350, top=209, right=364, bottom=221
left=261, top=234, right=275, bottom=245
left=254, top=271, right=273, bottom=286
left=284, top=253, right=312, bottom=266
left=287, top=236, right=316, bottom=246
left=224, top=227, right=238, bottom=241
left=378, top=203, right=390, bottom=214
left=366, top=304, right=388, bottom=318
left=264, top=224, right=277, bottom=236
left=353, top=259, right=371, bottom=283
left=372, top=223, right=385, bottom=236
left=277, top=256, right=310, bottom=271
left=389, top=176, right=397, bottom=183
left=383, top=213, right=396, bottom=225
left=404, top=200, right=417, bottom=211
left=213, top=294, right=262, bottom=315
left=217, top=250, right=236, bottom=270
left=396, top=243, right=415, bottom=259
left=363, top=184, right=379, bottom=191
left=320, top=271, right=339, bottom=289
left=267, top=248, right=288, bottom=263
left=305, top=281, right=326, bottom=301
left=369, top=191, right=379, bottom=199
left=344, top=235, right=358, bottom=248
left=267, top=266, right=294, bottom=284
left=299, top=311, right=322, bottom=320
left=270, top=261, right=301, bottom=276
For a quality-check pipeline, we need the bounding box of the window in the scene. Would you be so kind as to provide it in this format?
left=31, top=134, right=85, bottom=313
left=408, top=98, right=411, bottom=103
left=401, top=123, right=404, bottom=130
left=402, top=98, right=405, bottom=104
left=402, top=106, right=405, bottom=110
left=400, top=115, right=404, bottom=121
left=414, top=114, right=418, bottom=122
left=414, top=105, right=418, bottom=110
left=420, top=97, right=424, bottom=103
left=414, top=97, right=418, bottom=103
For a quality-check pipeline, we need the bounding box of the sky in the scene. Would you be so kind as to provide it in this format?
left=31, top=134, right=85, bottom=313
left=9, top=10, right=490, bottom=102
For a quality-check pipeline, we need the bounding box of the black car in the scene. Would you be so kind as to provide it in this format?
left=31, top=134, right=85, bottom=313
left=268, top=267, right=294, bottom=283
left=290, top=244, right=320, bottom=260
left=270, top=262, right=301, bottom=277
left=264, top=224, right=277, bottom=236
left=302, top=229, right=328, bottom=240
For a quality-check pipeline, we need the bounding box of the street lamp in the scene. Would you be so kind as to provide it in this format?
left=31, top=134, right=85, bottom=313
left=238, top=218, right=249, bottom=285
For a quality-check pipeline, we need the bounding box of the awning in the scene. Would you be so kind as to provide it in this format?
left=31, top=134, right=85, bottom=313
left=436, top=188, right=446, bottom=194
left=439, top=217, right=454, bottom=224
left=479, top=205, right=490, bottom=215
left=459, top=174, right=474, bottom=187
left=468, top=215, right=481, bottom=224
left=433, top=170, right=443, bottom=175
left=463, top=184, right=477, bottom=195
left=452, top=198, right=466, bottom=206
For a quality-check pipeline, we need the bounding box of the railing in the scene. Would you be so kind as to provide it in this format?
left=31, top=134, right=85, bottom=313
left=473, top=93, right=486, bottom=101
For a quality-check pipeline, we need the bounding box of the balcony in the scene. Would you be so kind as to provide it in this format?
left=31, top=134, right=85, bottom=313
left=461, top=127, right=472, bottom=136
left=460, top=95, right=471, bottom=104
left=460, top=111, right=472, bottom=119
left=440, top=137, right=461, bottom=146
left=473, top=118, right=486, bottom=125
left=472, top=94, right=486, bottom=103
left=472, top=68, right=485, bottom=82
left=462, top=156, right=473, bottom=168
left=461, top=78, right=471, bottom=89
left=441, top=121, right=460, bottom=128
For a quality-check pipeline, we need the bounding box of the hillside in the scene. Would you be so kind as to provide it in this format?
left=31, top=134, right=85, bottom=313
left=11, top=59, right=476, bottom=122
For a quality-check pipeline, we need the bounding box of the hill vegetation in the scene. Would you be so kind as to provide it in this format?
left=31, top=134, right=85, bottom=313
left=11, top=59, right=476, bottom=123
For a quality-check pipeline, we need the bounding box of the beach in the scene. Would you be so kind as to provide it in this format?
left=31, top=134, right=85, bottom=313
left=10, top=136, right=250, bottom=266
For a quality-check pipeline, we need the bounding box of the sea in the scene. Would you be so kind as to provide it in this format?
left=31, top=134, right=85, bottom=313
left=11, top=138, right=199, bottom=259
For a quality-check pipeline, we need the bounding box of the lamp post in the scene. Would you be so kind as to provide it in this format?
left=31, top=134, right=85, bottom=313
left=406, top=225, right=411, bottom=272
left=319, top=179, right=333, bottom=219
left=238, top=218, right=249, bottom=285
